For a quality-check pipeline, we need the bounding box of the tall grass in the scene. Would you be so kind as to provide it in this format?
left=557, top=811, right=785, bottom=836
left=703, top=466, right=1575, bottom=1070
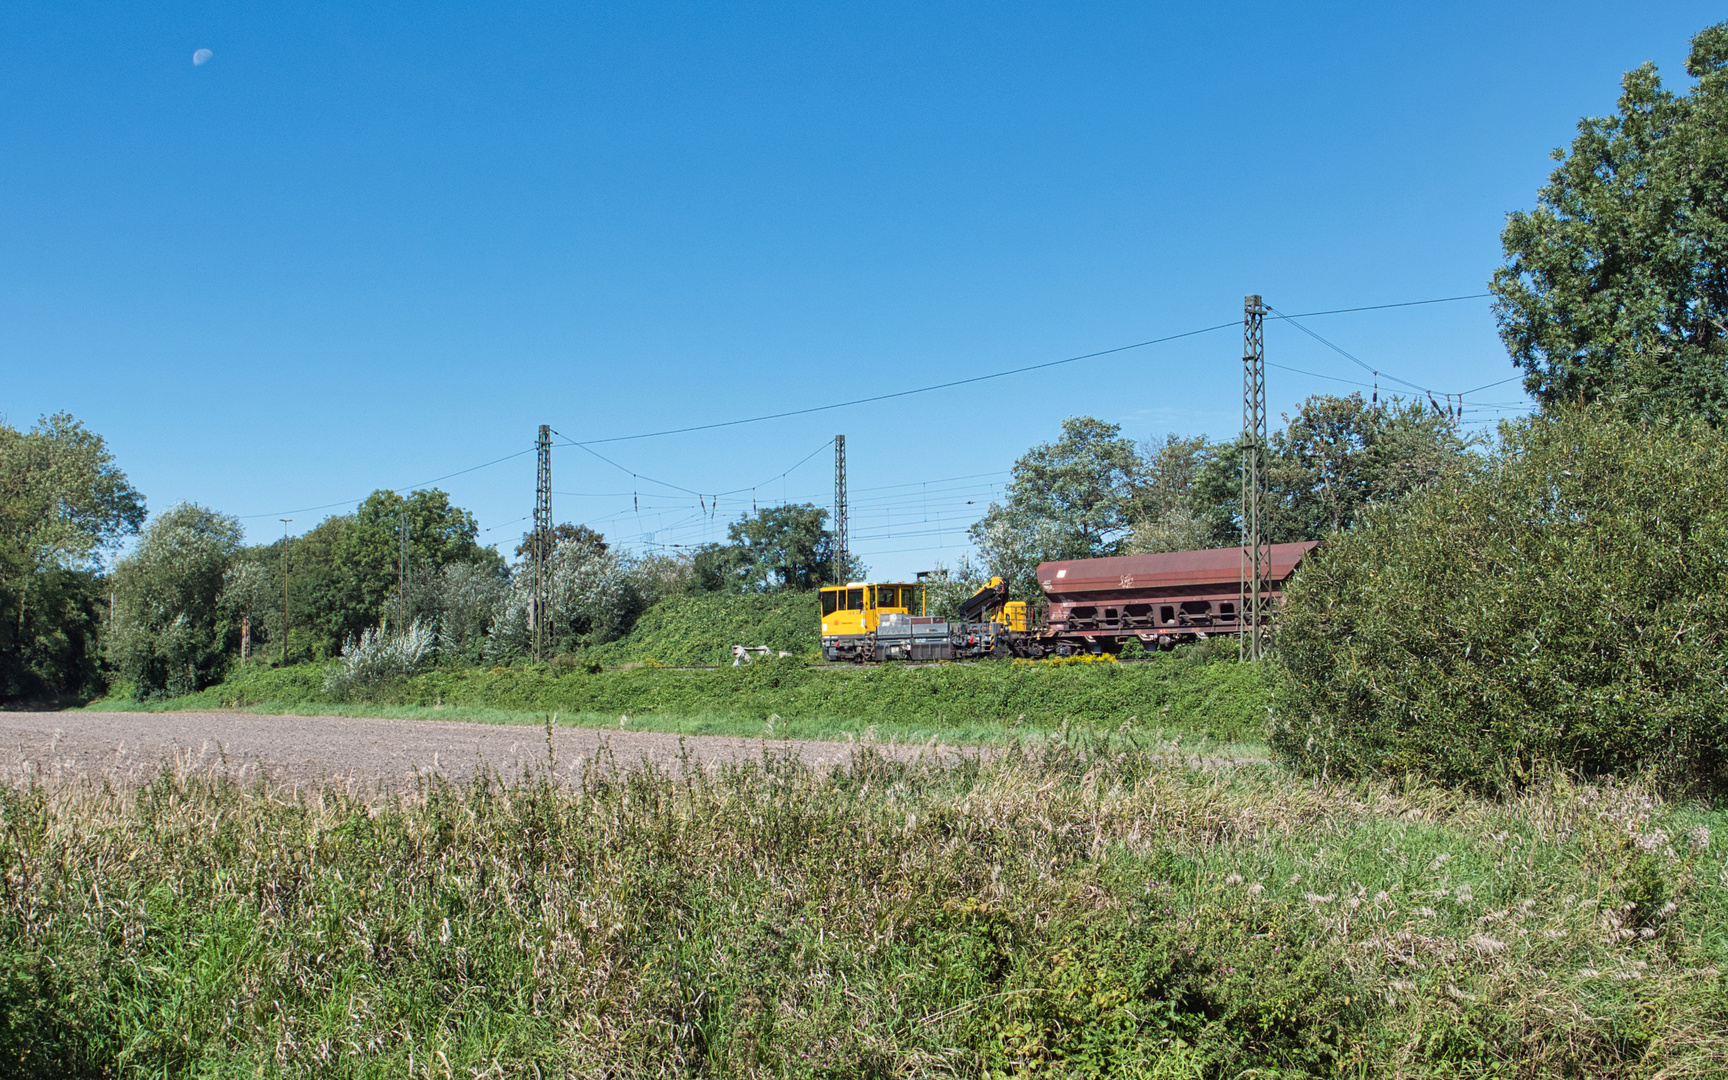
left=3, top=742, right=1724, bottom=1077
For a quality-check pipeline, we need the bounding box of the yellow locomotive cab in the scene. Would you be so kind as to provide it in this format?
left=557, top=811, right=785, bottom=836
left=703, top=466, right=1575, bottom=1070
left=819, top=582, right=922, bottom=637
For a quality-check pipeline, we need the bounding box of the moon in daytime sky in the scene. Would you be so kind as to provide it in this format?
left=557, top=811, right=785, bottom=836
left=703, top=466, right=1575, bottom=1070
left=192, top=48, right=212, bottom=65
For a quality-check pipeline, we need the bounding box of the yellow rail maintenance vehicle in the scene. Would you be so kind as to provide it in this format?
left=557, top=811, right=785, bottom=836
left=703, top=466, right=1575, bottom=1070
left=820, top=578, right=1029, bottom=662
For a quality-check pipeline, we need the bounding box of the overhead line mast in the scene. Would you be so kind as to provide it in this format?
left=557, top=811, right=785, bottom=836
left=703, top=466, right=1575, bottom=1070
left=834, top=435, right=848, bottom=584
left=1240, top=295, right=1268, bottom=661
left=534, top=424, right=553, bottom=660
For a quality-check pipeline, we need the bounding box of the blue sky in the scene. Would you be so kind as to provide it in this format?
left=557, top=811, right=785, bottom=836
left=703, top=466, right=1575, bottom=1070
left=3, top=1, right=1719, bottom=577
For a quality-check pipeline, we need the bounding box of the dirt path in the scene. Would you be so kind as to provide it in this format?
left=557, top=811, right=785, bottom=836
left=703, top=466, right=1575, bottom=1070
left=0, top=710, right=963, bottom=792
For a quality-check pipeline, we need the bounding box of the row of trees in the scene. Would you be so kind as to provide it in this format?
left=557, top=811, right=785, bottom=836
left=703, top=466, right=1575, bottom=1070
left=16, top=23, right=1719, bottom=712
left=5, top=388, right=1454, bottom=702
left=964, top=394, right=1471, bottom=601
left=0, top=415, right=859, bottom=703
left=109, top=495, right=857, bottom=698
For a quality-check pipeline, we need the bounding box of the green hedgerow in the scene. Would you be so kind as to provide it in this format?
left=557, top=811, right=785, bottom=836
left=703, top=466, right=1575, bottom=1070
left=1271, top=407, right=1728, bottom=793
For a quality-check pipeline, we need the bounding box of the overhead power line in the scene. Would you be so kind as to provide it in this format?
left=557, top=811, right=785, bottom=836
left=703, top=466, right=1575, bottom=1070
left=563, top=322, right=1240, bottom=446
left=238, top=291, right=1497, bottom=525
left=1265, top=304, right=1435, bottom=394
left=1265, top=361, right=1378, bottom=391
left=564, top=292, right=1495, bottom=447
left=1460, top=374, right=1525, bottom=396
left=239, top=446, right=536, bottom=521
left=851, top=469, right=1008, bottom=493
left=1267, top=363, right=1527, bottom=406
left=552, top=432, right=835, bottom=505
left=1271, top=293, right=1492, bottom=319
left=1266, top=301, right=1530, bottom=410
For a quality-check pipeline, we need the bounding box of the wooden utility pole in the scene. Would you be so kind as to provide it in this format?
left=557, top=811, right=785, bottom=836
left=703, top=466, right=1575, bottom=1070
left=398, top=513, right=410, bottom=599
left=279, top=519, right=292, bottom=666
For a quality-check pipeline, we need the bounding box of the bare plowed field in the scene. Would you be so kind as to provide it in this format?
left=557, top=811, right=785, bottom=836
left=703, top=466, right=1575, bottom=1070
left=0, top=710, right=955, bottom=791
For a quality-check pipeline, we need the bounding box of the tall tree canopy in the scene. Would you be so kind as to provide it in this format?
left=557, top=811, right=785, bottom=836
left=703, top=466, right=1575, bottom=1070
left=970, top=417, right=1144, bottom=597
left=109, top=503, right=246, bottom=698
left=974, top=398, right=1470, bottom=597
left=514, top=523, right=607, bottom=561
left=1267, top=395, right=1472, bottom=540
left=1184, top=395, right=1471, bottom=546
left=1128, top=434, right=1227, bottom=554
left=1491, top=22, right=1728, bottom=420
left=239, top=488, right=502, bottom=660
left=0, top=414, right=145, bottom=700
left=692, top=504, right=849, bottom=593
left=0, top=413, right=146, bottom=572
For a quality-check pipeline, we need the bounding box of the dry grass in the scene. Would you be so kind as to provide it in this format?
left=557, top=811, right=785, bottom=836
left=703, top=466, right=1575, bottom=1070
left=2, top=736, right=1724, bottom=1077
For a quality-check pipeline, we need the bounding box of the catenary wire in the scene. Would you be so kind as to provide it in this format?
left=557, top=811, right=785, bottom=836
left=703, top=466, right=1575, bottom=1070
left=562, top=292, right=1495, bottom=447
left=551, top=432, right=832, bottom=504
left=1265, top=304, right=1435, bottom=394
left=563, top=322, right=1239, bottom=446
left=1271, top=293, right=1492, bottom=319
left=238, top=446, right=536, bottom=520
left=237, top=292, right=1497, bottom=526
left=1460, top=374, right=1526, bottom=396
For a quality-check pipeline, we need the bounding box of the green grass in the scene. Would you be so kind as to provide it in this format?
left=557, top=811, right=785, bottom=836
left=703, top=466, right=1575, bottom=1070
left=90, top=652, right=1273, bottom=747
left=3, top=741, right=1724, bottom=1077
left=586, top=591, right=821, bottom=667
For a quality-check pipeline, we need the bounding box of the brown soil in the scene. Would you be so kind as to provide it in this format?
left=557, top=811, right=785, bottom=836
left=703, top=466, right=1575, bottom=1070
left=0, top=710, right=964, bottom=792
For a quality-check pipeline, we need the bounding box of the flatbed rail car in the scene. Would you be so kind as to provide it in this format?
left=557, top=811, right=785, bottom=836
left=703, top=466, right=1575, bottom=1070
left=819, top=542, right=1318, bottom=662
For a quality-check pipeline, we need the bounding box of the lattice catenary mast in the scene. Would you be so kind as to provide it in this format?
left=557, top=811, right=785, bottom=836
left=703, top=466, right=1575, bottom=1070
left=1240, top=295, right=1268, bottom=661
left=534, top=424, right=553, bottom=659
left=833, top=434, right=848, bottom=584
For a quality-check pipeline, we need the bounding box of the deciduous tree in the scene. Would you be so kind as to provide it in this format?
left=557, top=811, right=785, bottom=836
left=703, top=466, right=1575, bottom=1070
left=1128, top=434, right=1231, bottom=553
left=1273, top=406, right=1728, bottom=793
left=970, top=417, right=1143, bottom=595
left=1186, top=395, right=1470, bottom=544
left=1491, top=22, right=1728, bottom=419
left=690, top=505, right=852, bottom=593
left=0, top=414, right=145, bottom=700
left=109, top=503, right=245, bottom=698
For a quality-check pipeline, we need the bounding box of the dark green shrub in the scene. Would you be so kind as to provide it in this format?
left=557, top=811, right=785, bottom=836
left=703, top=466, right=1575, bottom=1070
left=1272, top=408, right=1728, bottom=792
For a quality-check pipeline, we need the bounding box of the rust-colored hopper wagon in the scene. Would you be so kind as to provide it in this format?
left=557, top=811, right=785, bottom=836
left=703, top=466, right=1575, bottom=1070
left=1037, top=541, right=1318, bottom=655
